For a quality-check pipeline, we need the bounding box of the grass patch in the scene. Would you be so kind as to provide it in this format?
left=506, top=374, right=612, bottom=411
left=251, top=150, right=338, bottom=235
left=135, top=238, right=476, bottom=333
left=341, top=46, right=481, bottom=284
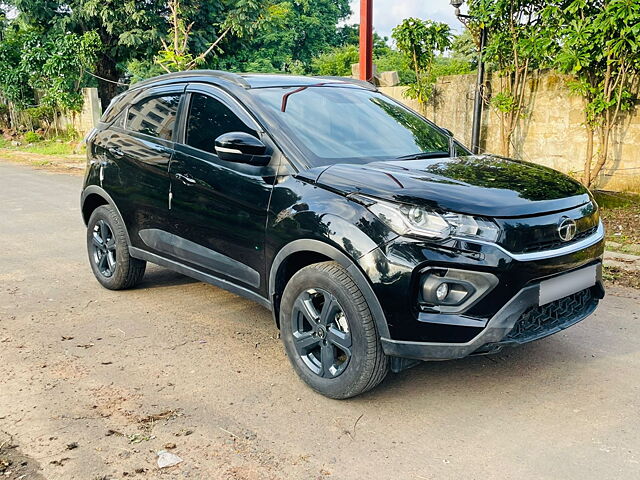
left=0, top=135, right=83, bottom=156
left=31, top=160, right=52, bottom=166
left=594, top=190, right=640, bottom=209
left=21, top=140, right=77, bottom=156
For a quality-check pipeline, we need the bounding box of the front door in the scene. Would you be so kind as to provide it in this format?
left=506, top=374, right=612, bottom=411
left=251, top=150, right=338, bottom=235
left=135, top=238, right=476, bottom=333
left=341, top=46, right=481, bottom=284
left=165, top=85, right=277, bottom=295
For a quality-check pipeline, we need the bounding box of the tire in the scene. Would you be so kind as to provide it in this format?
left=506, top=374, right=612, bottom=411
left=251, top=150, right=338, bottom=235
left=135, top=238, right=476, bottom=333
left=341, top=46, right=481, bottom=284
left=280, top=261, right=389, bottom=399
left=86, top=205, right=146, bottom=290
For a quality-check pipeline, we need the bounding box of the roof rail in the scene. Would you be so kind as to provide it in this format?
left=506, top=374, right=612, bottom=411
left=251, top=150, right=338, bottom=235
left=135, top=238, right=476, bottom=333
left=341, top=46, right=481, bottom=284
left=129, top=70, right=250, bottom=90
left=312, top=76, right=377, bottom=91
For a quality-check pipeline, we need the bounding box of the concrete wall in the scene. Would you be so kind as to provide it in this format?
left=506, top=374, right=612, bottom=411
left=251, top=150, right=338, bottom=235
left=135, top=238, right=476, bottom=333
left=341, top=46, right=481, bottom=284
left=380, top=73, right=640, bottom=192
left=55, top=88, right=101, bottom=135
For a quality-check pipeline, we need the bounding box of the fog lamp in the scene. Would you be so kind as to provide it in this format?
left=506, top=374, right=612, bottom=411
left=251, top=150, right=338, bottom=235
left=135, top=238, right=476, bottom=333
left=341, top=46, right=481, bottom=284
left=419, top=268, right=499, bottom=314
left=436, top=283, right=450, bottom=302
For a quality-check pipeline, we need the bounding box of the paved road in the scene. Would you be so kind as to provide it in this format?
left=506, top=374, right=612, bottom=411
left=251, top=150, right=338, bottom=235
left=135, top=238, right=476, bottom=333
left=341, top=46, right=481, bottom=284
left=1, top=161, right=640, bottom=480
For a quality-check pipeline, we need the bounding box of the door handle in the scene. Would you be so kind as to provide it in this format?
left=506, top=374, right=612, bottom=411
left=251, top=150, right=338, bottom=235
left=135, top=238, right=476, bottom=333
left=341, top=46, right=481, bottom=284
left=108, top=146, right=124, bottom=158
left=151, top=145, right=171, bottom=155
left=175, top=172, right=196, bottom=185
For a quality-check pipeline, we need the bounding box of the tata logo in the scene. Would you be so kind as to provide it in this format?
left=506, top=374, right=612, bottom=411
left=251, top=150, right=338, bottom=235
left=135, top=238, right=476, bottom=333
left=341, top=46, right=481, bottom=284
left=557, top=217, right=577, bottom=242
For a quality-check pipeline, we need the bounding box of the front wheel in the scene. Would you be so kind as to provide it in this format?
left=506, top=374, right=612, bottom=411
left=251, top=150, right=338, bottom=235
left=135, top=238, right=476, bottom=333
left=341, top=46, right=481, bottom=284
left=280, top=261, right=389, bottom=399
left=86, top=205, right=146, bottom=290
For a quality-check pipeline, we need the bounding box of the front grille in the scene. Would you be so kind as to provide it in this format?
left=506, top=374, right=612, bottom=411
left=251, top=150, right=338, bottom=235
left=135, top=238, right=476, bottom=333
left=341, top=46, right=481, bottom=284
left=520, top=225, right=598, bottom=254
left=505, top=288, right=595, bottom=343
left=496, top=202, right=600, bottom=255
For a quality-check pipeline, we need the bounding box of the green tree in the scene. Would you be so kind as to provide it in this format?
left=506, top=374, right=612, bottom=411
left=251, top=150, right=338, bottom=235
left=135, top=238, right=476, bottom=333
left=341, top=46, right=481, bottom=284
left=450, top=29, right=478, bottom=67
left=9, top=0, right=271, bottom=108
left=22, top=30, right=100, bottom=113
left=335, top=24, right=390, bottom=56
left=0, top=24, right=99, bottom=131
left=155, top=0, right=265, bottom=73
left=391, top=18, right=452, bottom=104
left=8, top=0, right=168, bottom=109
left=545, top=0, right=640, bottom=186
left=468, top=0, right=553, bottom=156
left=221, top=0, right=351, bottom=73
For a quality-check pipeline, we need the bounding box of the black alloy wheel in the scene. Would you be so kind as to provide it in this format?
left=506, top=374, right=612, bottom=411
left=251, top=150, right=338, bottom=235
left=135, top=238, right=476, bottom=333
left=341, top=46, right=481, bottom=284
left=86, top=205, right=146, bottom=290
left=280, top=261, right=389, bottom=399
left=91, top=219, right=117, bottom=277
left=291, top=288, right=352, bottom=378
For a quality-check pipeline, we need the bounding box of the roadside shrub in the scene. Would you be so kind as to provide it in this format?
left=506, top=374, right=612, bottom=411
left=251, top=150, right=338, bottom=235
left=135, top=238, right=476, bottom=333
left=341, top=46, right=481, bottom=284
left=22, top=105, right=55, bottom=131
left=24, top=131, right=42, bottom=143
left=311, top=45, right=359, bottom=77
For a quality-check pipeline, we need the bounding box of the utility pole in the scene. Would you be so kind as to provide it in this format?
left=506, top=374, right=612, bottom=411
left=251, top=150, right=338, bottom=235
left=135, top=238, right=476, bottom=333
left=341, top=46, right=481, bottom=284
left=451, top=0, right=486, bottom=154
left=359, top=0, right=373, bottom=81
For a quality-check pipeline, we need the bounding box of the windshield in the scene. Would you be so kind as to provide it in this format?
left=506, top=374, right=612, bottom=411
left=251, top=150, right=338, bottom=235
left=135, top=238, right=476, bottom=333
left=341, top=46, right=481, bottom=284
left=252, top=86, right=453, bottom=167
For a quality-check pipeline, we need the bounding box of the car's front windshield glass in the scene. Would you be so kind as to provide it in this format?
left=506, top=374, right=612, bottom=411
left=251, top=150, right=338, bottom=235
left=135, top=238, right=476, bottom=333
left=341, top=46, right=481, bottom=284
left=252, top=86, right=452, bottom=167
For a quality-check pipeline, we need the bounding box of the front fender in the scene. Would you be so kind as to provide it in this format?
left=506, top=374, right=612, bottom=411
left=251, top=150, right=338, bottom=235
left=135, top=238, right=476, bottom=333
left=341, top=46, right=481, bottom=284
left=268, top=238, right=391, bottom=339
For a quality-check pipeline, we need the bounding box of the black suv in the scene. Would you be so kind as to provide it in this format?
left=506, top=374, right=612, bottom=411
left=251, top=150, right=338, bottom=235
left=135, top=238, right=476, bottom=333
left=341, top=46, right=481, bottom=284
left=82, top=71, right=605, bottom=399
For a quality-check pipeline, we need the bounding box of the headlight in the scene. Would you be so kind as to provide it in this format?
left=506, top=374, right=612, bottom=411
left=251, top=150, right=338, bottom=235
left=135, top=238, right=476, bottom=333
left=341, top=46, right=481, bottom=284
left=358, top=196, right=499, bottom=242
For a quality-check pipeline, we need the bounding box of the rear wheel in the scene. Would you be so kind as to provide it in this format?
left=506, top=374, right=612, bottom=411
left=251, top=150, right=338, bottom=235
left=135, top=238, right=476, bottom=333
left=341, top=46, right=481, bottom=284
left=86, top=205, right=146, bottom=290
left=280, top=261, right=388, bottom=399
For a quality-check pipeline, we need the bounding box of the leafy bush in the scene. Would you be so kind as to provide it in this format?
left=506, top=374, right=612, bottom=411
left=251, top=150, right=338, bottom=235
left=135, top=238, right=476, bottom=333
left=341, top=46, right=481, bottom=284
left=243, top=58, right=279, bottom=73
left=22, top=106, right=55, bottom=131
left=312, top=45, right=359, bottom=77
left=431, top=57, right=473, bottom=79
left=24, top=131, right=42, bottom=143
left=374, top=50, right=415, bottom=85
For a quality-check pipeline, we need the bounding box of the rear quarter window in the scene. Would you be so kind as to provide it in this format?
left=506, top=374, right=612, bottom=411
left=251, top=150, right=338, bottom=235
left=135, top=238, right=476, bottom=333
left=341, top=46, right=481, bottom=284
left=126, top=95, right=181, bottom=141
left=101, top=92, right=135, bottom=124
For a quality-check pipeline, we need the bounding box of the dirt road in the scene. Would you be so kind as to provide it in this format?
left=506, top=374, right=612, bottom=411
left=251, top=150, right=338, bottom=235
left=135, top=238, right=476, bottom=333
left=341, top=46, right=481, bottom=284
left=1, top=162, right=639, bottom=480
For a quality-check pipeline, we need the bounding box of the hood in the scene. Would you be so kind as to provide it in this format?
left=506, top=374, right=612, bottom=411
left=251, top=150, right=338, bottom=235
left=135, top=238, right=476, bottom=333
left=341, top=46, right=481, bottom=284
left=308, top=155, right=590, bottom=217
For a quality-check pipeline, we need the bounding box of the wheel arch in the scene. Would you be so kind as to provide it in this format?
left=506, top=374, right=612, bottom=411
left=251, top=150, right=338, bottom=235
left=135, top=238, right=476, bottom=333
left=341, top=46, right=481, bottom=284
left=268, top=239, right=390, bottom=338
left=81, top=186, right=132, bottom=246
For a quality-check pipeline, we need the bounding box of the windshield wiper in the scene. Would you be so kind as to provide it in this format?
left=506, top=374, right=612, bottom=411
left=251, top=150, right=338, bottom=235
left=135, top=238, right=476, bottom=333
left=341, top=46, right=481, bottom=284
left=394, top=151, right=450, bottom=161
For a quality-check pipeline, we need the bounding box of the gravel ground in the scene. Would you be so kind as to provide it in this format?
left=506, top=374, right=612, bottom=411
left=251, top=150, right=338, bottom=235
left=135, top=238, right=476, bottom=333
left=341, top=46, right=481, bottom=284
left=1, top=161, right=640, bottom=480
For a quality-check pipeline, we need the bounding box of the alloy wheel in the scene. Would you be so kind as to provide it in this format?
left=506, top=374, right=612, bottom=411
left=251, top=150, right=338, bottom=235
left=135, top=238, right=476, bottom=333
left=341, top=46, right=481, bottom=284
left=91, top=220, right=117, bottom=277
left=291, top=288, right=352, bottom=378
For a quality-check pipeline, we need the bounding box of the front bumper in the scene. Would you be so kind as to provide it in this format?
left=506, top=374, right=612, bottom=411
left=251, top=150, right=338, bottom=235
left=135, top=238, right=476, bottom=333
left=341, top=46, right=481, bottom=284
left=380, top=263, right=604, bottom=361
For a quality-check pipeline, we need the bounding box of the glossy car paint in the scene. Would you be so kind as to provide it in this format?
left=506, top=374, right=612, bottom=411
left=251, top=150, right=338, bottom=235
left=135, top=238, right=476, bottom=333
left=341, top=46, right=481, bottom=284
left=82, top=71, right=605, bottom=364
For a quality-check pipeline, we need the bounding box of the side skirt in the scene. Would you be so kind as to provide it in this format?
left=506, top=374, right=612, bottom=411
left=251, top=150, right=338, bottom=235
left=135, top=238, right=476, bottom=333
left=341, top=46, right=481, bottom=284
left=129, top=247, right=272, bottom=311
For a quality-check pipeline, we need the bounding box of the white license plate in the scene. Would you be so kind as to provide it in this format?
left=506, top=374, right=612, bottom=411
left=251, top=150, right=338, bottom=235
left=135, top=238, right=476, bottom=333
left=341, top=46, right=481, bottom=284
left=539, top=265, right=597, bottom=306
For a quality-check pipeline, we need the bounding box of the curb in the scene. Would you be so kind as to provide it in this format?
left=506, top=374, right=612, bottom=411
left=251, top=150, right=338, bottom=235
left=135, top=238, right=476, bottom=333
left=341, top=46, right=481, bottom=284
left=604, top=250, right=640, bottom=272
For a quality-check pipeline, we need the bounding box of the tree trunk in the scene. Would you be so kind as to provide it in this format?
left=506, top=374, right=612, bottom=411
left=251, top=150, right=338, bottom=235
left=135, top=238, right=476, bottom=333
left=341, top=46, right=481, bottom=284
left=590, top=125, right=611, bottom=188
left=583, top=126, right=594, bottom=186
left=95, top=55, right=120, bottom=112
left=500, top=112, right=511, bottom=156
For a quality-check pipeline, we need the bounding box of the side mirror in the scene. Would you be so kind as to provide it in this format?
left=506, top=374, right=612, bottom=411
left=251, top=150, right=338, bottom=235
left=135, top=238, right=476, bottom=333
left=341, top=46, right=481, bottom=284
left=214, top=132, right=270, bottom=166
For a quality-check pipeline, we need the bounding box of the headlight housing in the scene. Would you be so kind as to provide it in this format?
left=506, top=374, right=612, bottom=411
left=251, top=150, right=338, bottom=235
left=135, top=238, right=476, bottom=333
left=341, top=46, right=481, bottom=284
left=357, top=196, right=500, bottom=242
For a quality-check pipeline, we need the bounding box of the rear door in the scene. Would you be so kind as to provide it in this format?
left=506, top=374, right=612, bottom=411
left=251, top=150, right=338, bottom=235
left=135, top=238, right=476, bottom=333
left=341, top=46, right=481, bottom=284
left=165, top=84, right=277, bottom=294
left=100, top=86, right=184, bottom=251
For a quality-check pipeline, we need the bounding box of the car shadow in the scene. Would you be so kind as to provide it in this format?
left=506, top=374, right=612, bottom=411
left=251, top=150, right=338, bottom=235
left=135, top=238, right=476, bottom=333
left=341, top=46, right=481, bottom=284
left=134, top=265, right=200, bottom=290
left=355, top=333, right=605, bottom=403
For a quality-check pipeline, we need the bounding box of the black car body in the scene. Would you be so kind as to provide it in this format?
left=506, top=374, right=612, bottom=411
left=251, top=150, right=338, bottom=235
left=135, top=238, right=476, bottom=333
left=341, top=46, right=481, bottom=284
left=81, top=71, right=605, bottom=398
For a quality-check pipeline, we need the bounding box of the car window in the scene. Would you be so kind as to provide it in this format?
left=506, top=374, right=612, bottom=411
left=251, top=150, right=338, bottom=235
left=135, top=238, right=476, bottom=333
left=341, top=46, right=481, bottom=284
left=111, top=109, right=126, bottom=129
left=252, top=86, right=452, bottom=167
left=127, top=94, right=181, bottom=140
left=185, top=93, right=257, bottom=154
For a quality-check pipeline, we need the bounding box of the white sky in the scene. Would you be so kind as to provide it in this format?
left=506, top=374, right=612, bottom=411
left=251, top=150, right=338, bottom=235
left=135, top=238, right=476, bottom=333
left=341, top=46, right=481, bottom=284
left=346, top=0, right=467, bottom=38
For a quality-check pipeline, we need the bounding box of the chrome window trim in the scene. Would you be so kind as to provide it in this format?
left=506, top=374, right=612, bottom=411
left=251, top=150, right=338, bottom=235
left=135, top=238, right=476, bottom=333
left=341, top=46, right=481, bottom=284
left=453, top=220, right=604, bottom=261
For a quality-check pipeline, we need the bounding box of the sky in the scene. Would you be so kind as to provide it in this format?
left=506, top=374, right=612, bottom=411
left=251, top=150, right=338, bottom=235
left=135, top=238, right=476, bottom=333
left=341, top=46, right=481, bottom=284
left=346, top=0, right=468, bottom=39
